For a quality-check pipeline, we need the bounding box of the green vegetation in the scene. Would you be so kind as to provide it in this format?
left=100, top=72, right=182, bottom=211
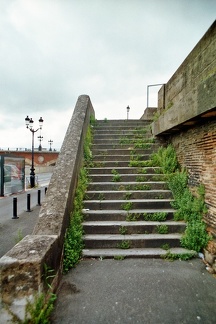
left=143, top=212, right=168, bottom=221
left=124, top=192, right=132, bottom=200
left=151, top=144, right=179, bottom=175
left=114, top=255, right=125, bottom=260
left=117, top=240, right=131, bottom=249
left=111, top=169, right=122, bottom=182
left=63, top=167, right=88, bottom=273
left=126, top=213, right=141, bottom=221
left=161, top=243, right=170, bottom=250
left=14, top=229, right=24, bottom=244
left=9, top=264, right=57, bottom=323
left=161, top=251, right=197, bottom=261
left=63, top=124, right=93, bottom=273
left=119, top=226, right=128, bottom=235
left=151, top=145, right=211, bottom=253
left=121, top=201, right=133, bottom=211
left=156, top=224, right=169, bottom=234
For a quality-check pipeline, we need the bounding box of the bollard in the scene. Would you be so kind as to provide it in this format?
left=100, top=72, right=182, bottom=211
left=37, top=189, right=41, bottom=206
left=26, top=193, right=32, bottom=212
left=45, top=187, right=47, bottom=194
left=12, top=197, right=19, bottom=219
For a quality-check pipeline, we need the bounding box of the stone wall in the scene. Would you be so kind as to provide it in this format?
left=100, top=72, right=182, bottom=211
left=0, top=95, right=95, bottom=321
left=169, top=119, right=216, bottom=234
left=151, top=21, right=216, bottom=235
left=153, top=20, right=216, bottom=135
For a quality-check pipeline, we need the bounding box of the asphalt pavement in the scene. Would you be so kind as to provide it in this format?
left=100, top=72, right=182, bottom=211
left=0, top=173, right=51, bottom=257
left=52, top=258, right=216, bottom=324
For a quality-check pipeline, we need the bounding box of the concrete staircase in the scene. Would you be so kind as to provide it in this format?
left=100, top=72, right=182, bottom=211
left=82, top=120, right=191, bottom=259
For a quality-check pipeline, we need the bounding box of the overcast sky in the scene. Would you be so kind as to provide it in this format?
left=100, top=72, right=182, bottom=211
left=0, top=0, right=215, bottom=150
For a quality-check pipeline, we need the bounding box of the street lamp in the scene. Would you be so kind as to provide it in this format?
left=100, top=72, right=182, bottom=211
left=127, top=106, right=130, bottom=120
left=25, top=116, right=44, bottom=188
left=38, top=135, right=43, bottom=151
left=48, top=139, right=53, bottom=151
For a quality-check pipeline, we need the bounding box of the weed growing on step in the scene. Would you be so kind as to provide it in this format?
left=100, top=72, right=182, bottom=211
left=156, top=224, right=169, bottom=234
left=126, top=184, right=151, bottom=191
left=124, top=192, right=132, bottom=200
left=119, top=226, right=128, bottom=235
left=118, top=185, right=126, bottom=191
left=98, top=193, right=105, bottom=201
left=119, top=137, right=131, bottom=145
left=129, top=160, right=153, bottom=167
left=121, top=201, right=133, bottom=211
left=134, top=142, right=151, bottom=149
left=126, top=213, right=141, bottom=221
left=114, top=255, right=125, bottom=260
left=161, top=243, right=170, bottom=250
left=137, top=168, right=147, bottom=174
left=133, top=127, right=147, bottom=136
left=111, top=169, right=122, bottom=182
left=154, top=194, right=164, bottom=199
left=117, top=240, right=131, bottom=249
left=143, top=212, right=168, bottom=221
left=161, top=251, right=197, bottom=261
left=136, top=175, right=147, bottom=182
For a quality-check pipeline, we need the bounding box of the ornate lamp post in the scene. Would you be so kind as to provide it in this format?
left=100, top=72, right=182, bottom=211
left=38, top=135, right=43, bottom=151
left=127, top=106, right=130, bottom=120
left=25, top=116, right=44, bottom=188
left=48, top=139, right=53, bottom=151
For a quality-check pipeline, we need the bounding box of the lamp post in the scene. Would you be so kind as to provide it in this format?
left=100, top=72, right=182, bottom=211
left=48, top=139, right=53, bottom=151
left=127, top=106, right=130, bottom=120
left=25, top=116, right=44, bottom=188
left=38, top=135, right=43, bottom=151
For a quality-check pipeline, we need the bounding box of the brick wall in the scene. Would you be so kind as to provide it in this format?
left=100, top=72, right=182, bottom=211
left=170, top=119, right=216, bottom=234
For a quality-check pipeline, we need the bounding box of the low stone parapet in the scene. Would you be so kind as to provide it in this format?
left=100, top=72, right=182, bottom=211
left=0, top=95, right=95, bottom=321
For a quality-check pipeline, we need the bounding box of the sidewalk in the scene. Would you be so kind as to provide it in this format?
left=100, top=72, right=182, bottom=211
left=0, top=204, right=41, bottom=257
left=52, top=258, right=216, bottom=324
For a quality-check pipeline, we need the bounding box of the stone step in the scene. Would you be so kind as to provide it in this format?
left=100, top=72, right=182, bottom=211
left=82, top=247, right=196, bottom=259
left=81, top=119, right=194, bottom=260
left=95, top=119, right=150, bottom=126
left=83, top=220, right=186, bottom=234
left=93, top=132, right=153, bottom=139
left=87, top=181, right=168, bottom=191
left=91, top=148, right=157, bottom=156
left=83, top=199, right=173, bottom=210
left=93, top=154, right=152, bottom=162
left=93, top=138, right=156, bottom=145
left=88, top=167, right=161, bottom=175
left=85, top=190, right=172, bottom=200
left=92, top=143, right=159, bottom=150
left=83, top=233, right=182, bottom=249
left=93, top=125, right=150, bottom=131
left=82, top=209, right=175, bottom=221
left=89, top=174, right=166, bottom=182
left=92, top=161, right=131, bottom=167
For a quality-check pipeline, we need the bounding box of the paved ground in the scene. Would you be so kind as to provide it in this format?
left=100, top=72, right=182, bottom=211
left=0, top=204, right=41, bottom=257
left=1, top=188, right=216, bottom=324
left=51, top=258, right=216, bottom=324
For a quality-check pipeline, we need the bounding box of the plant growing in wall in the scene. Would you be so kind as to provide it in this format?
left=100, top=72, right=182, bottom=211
left=63, top=125, right=92, bottom=273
